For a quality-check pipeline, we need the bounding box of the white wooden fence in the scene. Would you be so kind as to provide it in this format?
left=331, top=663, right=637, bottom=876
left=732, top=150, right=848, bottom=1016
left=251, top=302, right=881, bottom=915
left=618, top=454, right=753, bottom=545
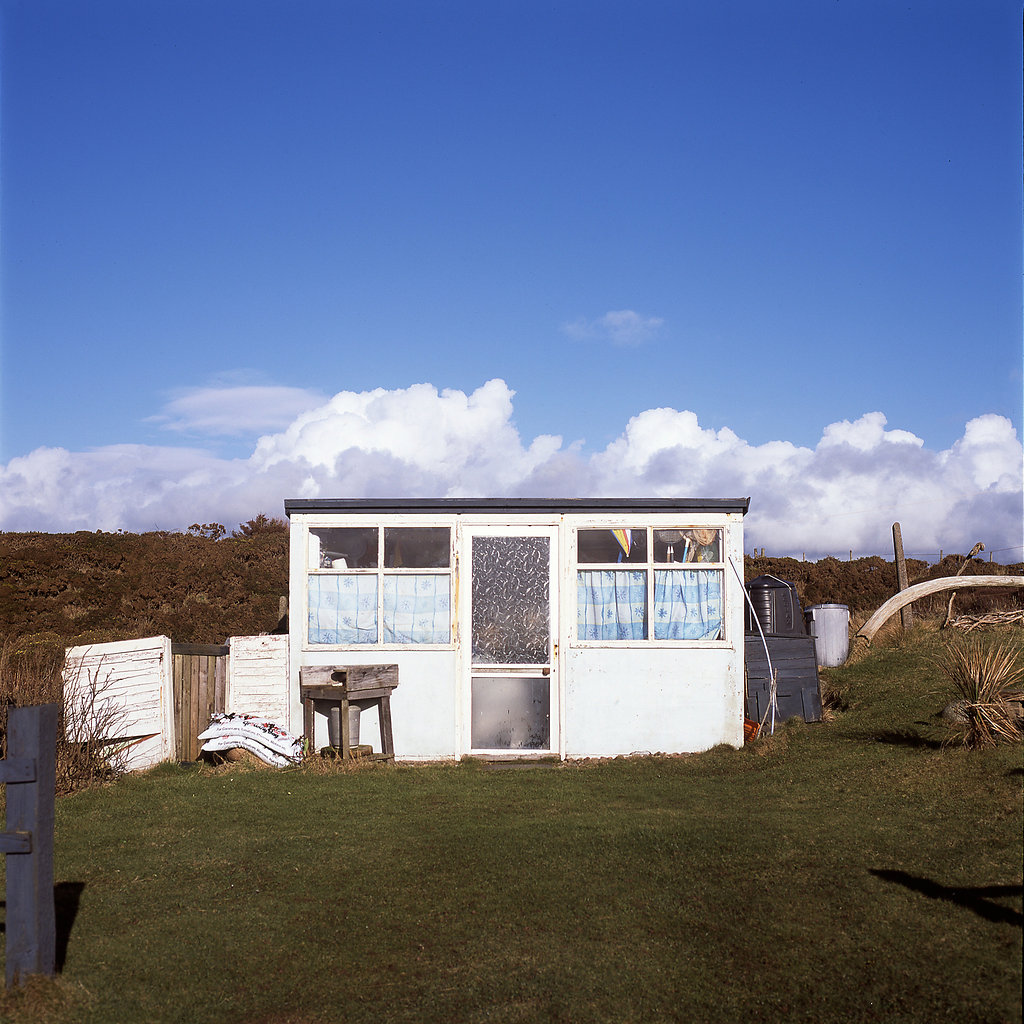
left=63, top=635, right=290, bottom=769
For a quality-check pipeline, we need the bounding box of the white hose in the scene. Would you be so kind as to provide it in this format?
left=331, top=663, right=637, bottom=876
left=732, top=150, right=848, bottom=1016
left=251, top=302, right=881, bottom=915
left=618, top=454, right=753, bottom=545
left=729, top=557, right=778, bottom=736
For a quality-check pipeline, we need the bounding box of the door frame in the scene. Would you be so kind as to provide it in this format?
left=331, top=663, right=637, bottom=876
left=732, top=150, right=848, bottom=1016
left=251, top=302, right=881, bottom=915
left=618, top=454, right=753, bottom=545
left=457, top=522, right=560, bottom=757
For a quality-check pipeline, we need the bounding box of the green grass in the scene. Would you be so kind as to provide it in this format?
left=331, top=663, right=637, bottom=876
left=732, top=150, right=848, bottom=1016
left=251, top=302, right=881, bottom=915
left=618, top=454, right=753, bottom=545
left=2, top=626, right=1021, bottom=1024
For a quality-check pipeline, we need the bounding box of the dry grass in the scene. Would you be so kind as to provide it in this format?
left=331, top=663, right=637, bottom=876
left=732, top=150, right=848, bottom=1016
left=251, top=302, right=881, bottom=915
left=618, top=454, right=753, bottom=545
left=937, top=634, right=1024, bottom=748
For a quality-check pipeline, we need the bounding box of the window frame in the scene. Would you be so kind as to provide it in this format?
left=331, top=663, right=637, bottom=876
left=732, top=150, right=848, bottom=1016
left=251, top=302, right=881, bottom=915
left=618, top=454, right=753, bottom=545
left=572, top=524, right=728, bottom=646
left=303, top=521, right=455, bottom=650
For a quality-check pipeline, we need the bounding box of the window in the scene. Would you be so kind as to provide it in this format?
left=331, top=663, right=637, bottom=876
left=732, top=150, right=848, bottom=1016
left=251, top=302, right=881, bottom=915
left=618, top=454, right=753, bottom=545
left=307, top=526, right=452, bottom=645
left=576, top=527, right=724, bottom=641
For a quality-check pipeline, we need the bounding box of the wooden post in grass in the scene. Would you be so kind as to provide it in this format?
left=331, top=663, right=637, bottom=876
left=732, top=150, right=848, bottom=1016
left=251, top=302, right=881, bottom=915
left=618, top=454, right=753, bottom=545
left=892, top=523, right=913, bottom=629
left=0, top=704, right=57, bottom=987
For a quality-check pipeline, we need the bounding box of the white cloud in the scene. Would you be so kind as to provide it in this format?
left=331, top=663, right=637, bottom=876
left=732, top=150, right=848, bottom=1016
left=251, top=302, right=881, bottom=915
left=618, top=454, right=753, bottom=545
left=150, top=384, right=327, bottom=436
left=562, top=309, right=664, bottom=346
left=0, top=382, right=1020, bottom=561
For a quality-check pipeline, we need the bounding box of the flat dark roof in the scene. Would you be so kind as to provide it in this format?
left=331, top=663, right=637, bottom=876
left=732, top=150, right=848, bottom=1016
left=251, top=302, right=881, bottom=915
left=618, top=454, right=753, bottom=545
left=285, top=497, right=750, bottom=516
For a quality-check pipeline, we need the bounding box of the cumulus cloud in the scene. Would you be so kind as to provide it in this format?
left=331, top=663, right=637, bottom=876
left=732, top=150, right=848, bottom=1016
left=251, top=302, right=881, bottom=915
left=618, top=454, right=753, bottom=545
left=0, top=380, right=1020, bottom=561
left=150, top=384, right=327, bottom=436
left=562, top=309, right=664, bottom=346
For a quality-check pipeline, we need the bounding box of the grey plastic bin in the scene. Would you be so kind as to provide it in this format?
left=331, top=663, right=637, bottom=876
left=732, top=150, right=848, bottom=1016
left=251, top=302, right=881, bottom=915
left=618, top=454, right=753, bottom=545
left=805, top=604, right=849, bottom=667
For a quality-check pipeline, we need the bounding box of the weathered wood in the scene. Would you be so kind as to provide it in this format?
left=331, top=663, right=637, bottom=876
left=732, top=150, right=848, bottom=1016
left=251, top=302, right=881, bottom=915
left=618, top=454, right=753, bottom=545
left=214, top=652, right=228, bottom=715
left=4, top=704, right=57, bottom=986
left=172, top=649, right=230, bottom=760
left=170, top=643, right=230, bottom=658
left=298, top=664, right=399, bottom=691
left=0, top=758, right=36, bottom=784
left=857, top=575, right=1024, bottom=643
left=942, top=542, right=985, bottom=629
left=299, top=666, right=399, bottom=760
left=0, top=833, right=31, bottom=854
left=892, top=522, right=913, bottom=629
left=345, top=664, right=399, bottom=691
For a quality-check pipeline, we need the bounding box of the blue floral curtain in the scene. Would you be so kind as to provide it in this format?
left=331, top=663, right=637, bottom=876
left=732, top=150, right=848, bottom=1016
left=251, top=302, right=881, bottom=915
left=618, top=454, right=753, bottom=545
left=308, top=574, right=378, bottom=644
left=577, top=569, right=723, bottom=640
left=309, top=573, right=451, bottom=645
left=382, top=575, right=450, bottom=644
left=653, top=570, right=723, bottom=640
left=577, top=570, right=647, bottom=640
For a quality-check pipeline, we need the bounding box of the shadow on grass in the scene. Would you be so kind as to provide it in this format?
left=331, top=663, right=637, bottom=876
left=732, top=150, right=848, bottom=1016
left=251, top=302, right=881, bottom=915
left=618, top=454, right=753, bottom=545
left=54, top=882, right=85, bottom=970
left=868, top=728, right=944, bottom=749
left=870, top=869, right=1023, bottom=927
left=0, top=882, right=85, bottom=971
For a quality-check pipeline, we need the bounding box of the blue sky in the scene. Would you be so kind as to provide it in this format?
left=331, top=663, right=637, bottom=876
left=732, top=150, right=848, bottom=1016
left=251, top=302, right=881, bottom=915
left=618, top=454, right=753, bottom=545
left=1, top=0, right=1021, bottom=559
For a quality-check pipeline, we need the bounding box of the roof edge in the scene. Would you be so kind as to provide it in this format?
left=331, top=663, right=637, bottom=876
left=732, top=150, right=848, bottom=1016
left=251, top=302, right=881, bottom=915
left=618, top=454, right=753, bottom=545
left=284, top=497, right=751, bottom=516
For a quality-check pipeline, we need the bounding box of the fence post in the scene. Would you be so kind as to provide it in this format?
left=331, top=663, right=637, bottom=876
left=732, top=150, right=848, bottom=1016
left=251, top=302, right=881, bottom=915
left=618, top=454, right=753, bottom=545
left=1, top=704, right=58, bottom=986
left=892, top=523, right=913, bottom=630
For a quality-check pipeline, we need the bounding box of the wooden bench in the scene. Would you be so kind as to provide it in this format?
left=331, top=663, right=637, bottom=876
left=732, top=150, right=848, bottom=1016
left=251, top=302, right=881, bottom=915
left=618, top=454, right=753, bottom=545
left=299, top=665, right=399, bottom=761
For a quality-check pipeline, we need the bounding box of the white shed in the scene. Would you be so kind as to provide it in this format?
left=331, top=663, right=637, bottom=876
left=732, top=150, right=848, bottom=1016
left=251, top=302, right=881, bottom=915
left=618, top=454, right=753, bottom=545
left=285, top=498, right=749, bottom=760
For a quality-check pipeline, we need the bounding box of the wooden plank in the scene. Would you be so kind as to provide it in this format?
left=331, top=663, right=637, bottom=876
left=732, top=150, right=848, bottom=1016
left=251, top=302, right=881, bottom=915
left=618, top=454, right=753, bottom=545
left=5, top=704, right=57, bottom=985
left=214, top=654, right=228, bottom=715
left=181, top=656, right=193, bottom=761
left=173, top=654, right=184, bottom=759
left=0, top=759, right=35, bottom=784
left=170, top=643, right=230, bottom=657
left=299, top=666, right=346, bottom=688
left=347, top=664, right=399, bottom=690
left=188, top=657, right=201, bottom=761
left=198, top=657, right=212, bottom=735
left=0, top=832, right=31, bottom=854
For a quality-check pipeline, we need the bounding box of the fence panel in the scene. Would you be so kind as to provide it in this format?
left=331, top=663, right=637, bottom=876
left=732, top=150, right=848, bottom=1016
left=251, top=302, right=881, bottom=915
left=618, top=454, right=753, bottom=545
left=171, top=645, right=228, bottom=761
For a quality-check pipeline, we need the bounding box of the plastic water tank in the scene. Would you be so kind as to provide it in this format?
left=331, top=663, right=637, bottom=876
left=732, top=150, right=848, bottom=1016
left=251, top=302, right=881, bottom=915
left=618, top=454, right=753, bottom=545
left=805, top=604, right=849, bottom=667
left=746, top=575, right=806, bottom=635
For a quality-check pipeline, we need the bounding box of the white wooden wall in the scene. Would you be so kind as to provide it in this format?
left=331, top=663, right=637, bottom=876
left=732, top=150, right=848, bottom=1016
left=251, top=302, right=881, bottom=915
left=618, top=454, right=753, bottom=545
left=63, top=635, right=174, bottom=771
left=226, top=635, right=290, bottom=723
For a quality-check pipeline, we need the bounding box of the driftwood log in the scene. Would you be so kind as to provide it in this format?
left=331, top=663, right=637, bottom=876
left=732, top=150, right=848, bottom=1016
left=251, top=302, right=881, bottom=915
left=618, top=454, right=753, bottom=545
left=949, top=610, right=1024, bottom=632
left=941, top=542, right=985, bottom=629
left=856, top=575, right=1024, bottom=644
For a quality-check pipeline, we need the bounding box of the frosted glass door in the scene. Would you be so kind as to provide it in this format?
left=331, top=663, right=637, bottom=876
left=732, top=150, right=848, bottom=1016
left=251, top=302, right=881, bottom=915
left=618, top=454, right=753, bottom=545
left=468, top=530, right=556, bottom=752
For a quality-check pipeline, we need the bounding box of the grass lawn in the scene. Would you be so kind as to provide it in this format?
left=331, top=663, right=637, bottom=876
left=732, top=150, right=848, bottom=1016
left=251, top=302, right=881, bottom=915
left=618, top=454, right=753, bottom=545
left=1, top=626, right=1021, bottom=1024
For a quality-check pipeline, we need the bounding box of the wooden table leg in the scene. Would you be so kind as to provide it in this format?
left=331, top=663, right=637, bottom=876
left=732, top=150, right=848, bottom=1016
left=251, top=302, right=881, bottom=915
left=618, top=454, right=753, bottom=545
left=340, top=693, right=351, bottom=758
left=303, top=697, right=314, bottom=754
left=379, top=695, right=394, bottom=760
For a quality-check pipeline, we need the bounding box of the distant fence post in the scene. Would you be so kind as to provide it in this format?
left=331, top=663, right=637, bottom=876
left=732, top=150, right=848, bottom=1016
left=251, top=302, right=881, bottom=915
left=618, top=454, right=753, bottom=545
left=1, top=703, right=58, bottom=987
left=892, top=523, right=913, bottom=630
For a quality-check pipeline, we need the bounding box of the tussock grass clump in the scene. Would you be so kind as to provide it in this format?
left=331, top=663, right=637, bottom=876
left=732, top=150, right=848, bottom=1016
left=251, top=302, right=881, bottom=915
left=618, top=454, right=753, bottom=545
left=938, top=636, right=1024, bottom=749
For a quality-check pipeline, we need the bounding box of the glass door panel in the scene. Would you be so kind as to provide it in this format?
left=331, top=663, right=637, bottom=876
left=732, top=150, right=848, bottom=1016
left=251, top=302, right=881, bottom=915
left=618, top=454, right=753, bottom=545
left=471, top=535, right=550, bottom=664
left=467, top=529, right=557, bottom=753
left=471, top=675, right=550, bottom=749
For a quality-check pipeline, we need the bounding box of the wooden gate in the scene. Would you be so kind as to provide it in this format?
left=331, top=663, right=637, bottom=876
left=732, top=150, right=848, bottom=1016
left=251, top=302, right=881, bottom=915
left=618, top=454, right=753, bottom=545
left=171, top=644, right=228, bottom=761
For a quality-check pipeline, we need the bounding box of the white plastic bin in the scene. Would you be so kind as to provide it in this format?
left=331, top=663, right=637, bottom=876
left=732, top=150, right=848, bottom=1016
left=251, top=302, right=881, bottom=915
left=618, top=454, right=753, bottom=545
left=805, top=604, right=849, bottom=667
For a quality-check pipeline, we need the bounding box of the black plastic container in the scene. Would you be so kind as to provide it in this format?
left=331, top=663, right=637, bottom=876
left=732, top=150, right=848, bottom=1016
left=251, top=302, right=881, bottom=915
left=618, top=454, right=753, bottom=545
left=745, top=575, right=808, bottom=636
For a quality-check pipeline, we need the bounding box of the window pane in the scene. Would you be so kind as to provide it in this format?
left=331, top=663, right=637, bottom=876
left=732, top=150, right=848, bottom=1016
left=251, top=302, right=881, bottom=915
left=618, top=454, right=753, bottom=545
left=653, top=529, right=721, bottom=563
left=472, top=536, right=549, bottom=664
left=577, top=528, right=647, bottom=564
left=309, top=527, right=378, bottom=569
left=577, top=570, right=647, bottom=640
left=382, top=574, right=451, bottom=643
left=308, top=574, right=378, bottom=644
left=471, top=676, right=550, bottom=749
left=384, top=527, right=450, bottom=568
left=653, top=570, right=723, bottom=639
